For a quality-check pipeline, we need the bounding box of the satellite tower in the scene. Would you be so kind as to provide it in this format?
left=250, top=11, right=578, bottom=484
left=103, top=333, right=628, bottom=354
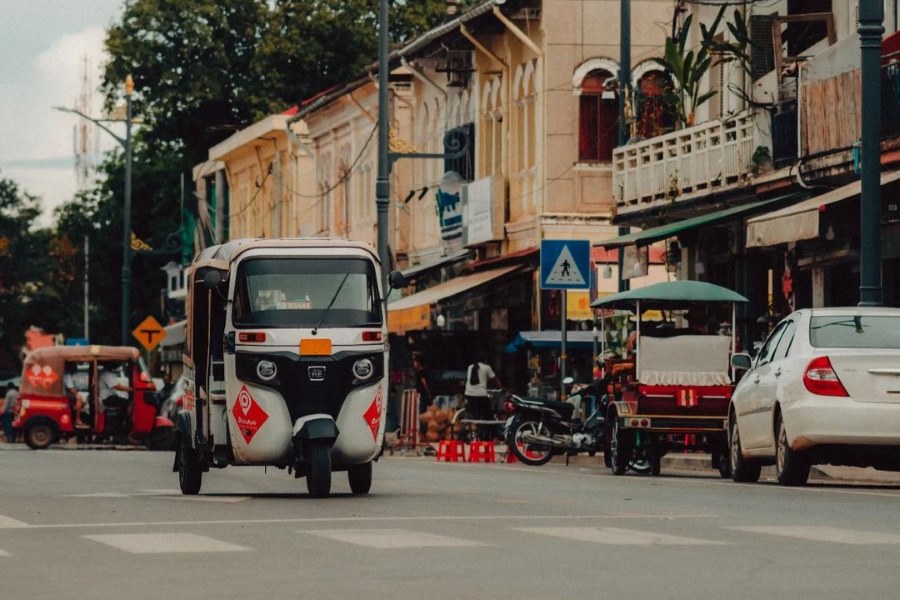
left=73, top=55, right=99, bottom=190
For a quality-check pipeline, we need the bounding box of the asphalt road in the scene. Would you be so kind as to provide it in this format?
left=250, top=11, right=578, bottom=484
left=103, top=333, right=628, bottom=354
left=2, top=446, right=900, bottom=600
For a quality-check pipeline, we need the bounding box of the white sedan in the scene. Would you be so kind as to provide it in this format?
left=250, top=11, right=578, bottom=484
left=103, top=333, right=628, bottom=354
left=729, top=307, right=900, bottom=485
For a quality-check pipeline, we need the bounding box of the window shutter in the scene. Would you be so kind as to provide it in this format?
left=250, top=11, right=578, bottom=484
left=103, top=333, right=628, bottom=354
left=750, top=14, right=776, bottom=82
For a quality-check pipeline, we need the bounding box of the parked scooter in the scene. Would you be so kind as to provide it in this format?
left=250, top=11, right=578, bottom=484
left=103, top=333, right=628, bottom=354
left=503, top=378, right=608, bottom=466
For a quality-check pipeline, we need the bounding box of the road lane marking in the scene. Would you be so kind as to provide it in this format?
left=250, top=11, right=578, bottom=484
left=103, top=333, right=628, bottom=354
left=729, top=526, right=900, bottom=544
left=515, top=526, right=728, bottom=546
left=22, top=513, right=715, bottom=530
left=0, top=550, right=10, bottom=556
left=0, top=514, right=28, bottom=529
left=301, top=528, right=488, bottom=549
left=84, top=533, right=252, bottom=554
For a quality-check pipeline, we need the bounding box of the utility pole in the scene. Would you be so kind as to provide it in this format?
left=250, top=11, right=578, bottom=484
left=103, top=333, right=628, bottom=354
left=55, top=75, right=136, bottom=345
left=617, top=0, right=631, bottom=294
left=858, top=0, right=884, bottom=306
left=376, top=0, right=392, bottom=290
left=122, top=75, right=134, bottom=344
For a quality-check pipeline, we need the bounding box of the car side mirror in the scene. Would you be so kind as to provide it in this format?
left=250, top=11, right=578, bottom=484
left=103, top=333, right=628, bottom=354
left=203, top=270, right=222, bottom=290
left=388, top=270, right=405, bottom=289
left=731, top=353, right=753, bottom=371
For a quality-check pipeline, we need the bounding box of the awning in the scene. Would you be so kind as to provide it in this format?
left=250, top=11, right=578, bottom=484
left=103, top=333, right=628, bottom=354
left=597, top=193, right=806, bottom=249
left=387, top=265, right=520, bottom=333
left=746, top=171, right=900, bottom=247
left=505, top=330, right=599, bottom=353
left=591, top=280, right=748, bottom=308
left=160, top=320, right=186, bottom=347
left=400, top=249, right=469, bottom=280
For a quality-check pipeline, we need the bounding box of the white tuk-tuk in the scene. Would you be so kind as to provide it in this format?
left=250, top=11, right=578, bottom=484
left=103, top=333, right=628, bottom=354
left=174, top=238, right=400, bottom=497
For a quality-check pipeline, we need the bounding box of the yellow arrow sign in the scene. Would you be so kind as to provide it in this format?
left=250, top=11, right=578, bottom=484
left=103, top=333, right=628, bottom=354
left=132, top=315, right=167, bottom=351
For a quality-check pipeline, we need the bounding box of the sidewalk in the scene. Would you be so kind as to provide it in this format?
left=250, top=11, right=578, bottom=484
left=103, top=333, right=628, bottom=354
left=556, top=451, right=900, bottom=485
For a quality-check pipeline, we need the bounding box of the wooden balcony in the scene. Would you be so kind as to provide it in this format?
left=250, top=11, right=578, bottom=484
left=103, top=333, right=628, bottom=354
left=612, top=111, right=755, bottom=218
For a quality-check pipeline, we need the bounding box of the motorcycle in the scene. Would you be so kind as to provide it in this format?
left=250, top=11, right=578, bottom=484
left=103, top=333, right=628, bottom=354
left=503, top=377, right=653, bottom=473
left=503, top=378, right=608, bottom=466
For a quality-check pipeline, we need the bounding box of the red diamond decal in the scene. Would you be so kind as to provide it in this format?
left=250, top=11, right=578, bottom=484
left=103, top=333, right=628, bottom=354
left=231, top=385, right=269, bottom=444
left=363, top=387, right=383, bottom=441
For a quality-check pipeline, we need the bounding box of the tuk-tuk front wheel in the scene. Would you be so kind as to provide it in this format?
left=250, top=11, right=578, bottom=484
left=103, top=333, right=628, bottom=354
left=177, top=444, right=203, bottom=495
left=305, top=442, right=332, bottom=498
left=24, top=421, right=56, bottom=450
left=348, top=462, right=373, bottom=495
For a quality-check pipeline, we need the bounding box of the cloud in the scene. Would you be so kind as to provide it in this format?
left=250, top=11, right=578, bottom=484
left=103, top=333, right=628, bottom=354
left=0, top=26, right=116, bottom=225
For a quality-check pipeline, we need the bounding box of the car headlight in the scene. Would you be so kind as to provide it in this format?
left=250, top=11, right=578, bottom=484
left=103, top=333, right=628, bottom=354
left=256, top=360, right=277, bottom=381
left=353, top=358, right=374, bottom=380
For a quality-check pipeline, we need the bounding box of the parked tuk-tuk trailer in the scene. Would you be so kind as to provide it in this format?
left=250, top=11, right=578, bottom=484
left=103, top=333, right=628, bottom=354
left=177, top=238, right=394, bottom=498
left=13, top=345, right=173, bottom=449
left=591, top=280, right=748, bottom=477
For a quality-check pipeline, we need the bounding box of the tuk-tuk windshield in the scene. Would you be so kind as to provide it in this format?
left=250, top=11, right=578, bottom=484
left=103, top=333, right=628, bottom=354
left=233, top=257, right=383, bottom=328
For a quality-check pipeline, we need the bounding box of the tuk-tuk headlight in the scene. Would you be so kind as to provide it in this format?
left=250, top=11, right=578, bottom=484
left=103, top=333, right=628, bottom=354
left=256, top=360, right=277, bottom=381
left=353, top=358, right=374, bottom=380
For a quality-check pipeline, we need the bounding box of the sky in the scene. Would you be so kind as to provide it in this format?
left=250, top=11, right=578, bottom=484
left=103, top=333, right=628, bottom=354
left=0, top=0, right=125, bottom=227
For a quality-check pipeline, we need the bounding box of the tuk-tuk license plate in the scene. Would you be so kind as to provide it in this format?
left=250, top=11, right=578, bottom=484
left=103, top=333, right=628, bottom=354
left=300, top=338, right=332, bottom=356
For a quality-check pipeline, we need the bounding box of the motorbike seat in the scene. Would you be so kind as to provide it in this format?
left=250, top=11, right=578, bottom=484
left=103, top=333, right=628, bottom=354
left=518, top=396, right=576, bottom=419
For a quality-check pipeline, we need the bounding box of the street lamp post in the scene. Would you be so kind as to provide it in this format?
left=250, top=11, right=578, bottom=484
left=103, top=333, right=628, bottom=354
left=122, top=75, right=134, bottom=344
left=55, top=75, right=135, bottom=344
left=858, top=0, right=884, bottom=306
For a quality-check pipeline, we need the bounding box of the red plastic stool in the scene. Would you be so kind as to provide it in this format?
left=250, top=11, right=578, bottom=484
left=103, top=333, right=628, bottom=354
left=436, top=440, right=465, bottom=462
left=467, top=441, right=496, bottom=463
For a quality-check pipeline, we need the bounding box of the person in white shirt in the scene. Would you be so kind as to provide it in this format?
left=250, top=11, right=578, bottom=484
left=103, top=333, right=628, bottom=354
left=464, top=351, right=503, bottom=441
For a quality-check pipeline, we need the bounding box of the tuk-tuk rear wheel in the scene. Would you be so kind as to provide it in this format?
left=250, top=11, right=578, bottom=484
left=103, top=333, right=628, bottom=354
left=348, top=462, right=372, bottom=495
left=305, top=442, right=332, bottom=498
left=24, top=422, right=56, bottom=450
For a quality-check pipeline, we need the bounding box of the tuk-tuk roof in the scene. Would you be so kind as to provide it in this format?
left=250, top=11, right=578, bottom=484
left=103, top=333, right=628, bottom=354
left=191, top=237, right=381, bottom=273
left=590, top=280, right=748, bottom=309
left=20, top=345, right=139, bottom=397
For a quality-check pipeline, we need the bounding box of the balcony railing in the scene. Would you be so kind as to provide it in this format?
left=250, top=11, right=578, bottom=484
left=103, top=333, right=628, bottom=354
left=612, top=111, right=755, bottom=217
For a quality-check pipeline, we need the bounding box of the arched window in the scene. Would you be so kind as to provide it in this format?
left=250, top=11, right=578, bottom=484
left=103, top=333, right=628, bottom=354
left=578, top=69, right=618, bottom=162
left=635, top=70, right=675, bottom=139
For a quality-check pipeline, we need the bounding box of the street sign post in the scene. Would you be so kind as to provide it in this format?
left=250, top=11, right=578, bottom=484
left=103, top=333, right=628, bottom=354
left=132, top=315, right=166, bottom=352
left=540, top=240, right=591, bottom=399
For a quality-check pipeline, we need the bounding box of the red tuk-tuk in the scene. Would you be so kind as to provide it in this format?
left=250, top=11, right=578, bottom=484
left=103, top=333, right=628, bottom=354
left=591, top=280, right=748, bottom=477
left=12, top=345, right=175, bottom=450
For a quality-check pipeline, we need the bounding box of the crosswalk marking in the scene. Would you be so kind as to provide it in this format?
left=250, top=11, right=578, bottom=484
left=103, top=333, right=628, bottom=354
left=0, top=514, right=28, bottom=529
left=84, top=533, right=252, bottom=554
left=301, top=528, right=489, bottom=549
left=0, top=550, right=10, bottom=557
left=729, top=526, right=900, bottom=545
left=515, top=526, right=728, bottom=546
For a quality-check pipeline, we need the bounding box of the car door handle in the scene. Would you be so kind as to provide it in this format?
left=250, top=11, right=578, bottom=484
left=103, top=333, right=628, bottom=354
left=774, top=368, right=782, bottom=377
left=753, top=377, right=760, bottom=385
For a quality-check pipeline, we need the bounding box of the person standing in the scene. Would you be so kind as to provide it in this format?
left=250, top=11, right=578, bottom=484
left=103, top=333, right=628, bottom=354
left=464, top=351, right=503, bottom=441
left=413, top=356, right=432, bottom=435
left=2, top=383, right=18, bottom=442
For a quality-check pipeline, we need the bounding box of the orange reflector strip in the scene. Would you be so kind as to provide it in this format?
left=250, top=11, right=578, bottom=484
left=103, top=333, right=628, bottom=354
left=300, top=338, right=332, bottom=356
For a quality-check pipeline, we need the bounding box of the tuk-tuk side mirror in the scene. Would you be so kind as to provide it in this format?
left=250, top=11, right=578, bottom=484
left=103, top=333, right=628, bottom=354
left=731, top=353, right=753, bottom=371
left=203, top=270, right=222, bottom=290
left=388, top=270, right=405, bottom=289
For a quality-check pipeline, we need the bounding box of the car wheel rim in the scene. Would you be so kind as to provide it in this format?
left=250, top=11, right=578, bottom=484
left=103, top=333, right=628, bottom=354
left=777, top=422, right=786, bottom=474
left=730, top=419, right=740, bottom=470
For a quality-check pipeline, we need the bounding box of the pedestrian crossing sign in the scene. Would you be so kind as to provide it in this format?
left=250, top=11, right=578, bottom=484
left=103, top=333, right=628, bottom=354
left=540, top=239, right=591, bottom=290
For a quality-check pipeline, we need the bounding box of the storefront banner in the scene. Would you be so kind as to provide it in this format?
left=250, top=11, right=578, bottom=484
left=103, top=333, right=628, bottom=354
left=463, top=176, right=494, bottom=246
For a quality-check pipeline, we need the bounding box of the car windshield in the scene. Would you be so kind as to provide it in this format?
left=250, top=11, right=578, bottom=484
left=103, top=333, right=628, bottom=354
left=809, top=315, right=900, bottom=349
left=233, top=257, right=382, bottom=328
